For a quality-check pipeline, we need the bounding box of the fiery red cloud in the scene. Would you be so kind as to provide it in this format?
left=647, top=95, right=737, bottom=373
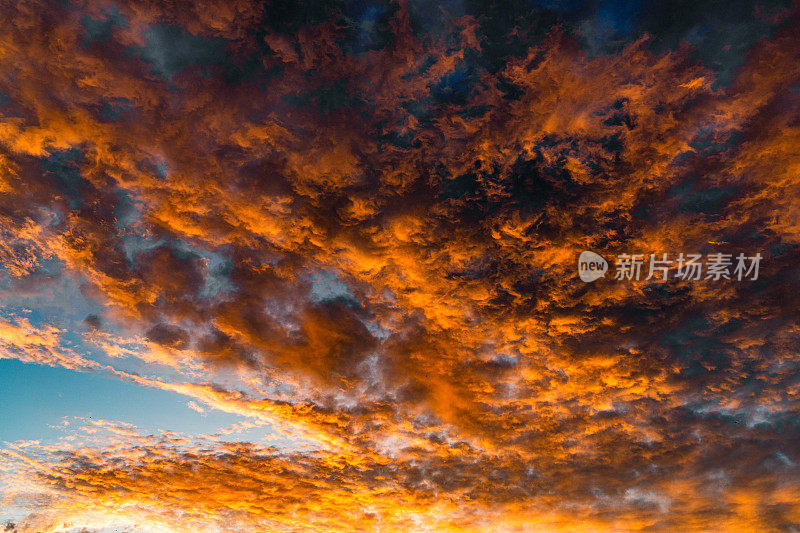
left=2, top=0, right=800, bottom=531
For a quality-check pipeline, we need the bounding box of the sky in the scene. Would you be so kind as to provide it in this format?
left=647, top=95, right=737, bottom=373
left=1, top=0, right=800, bottom=531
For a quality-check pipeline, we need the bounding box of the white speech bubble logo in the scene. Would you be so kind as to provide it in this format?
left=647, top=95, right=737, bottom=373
left=578, top=251, right=608, bottom=282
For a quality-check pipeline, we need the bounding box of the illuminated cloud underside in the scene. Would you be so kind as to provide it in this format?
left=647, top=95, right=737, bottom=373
left=1, top=0, right=800, bottom=531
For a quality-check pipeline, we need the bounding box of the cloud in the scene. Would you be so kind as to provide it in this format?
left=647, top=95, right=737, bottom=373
left=186, top=400, right=205, bottom=413
left=1, top=0, right=800, bottom=530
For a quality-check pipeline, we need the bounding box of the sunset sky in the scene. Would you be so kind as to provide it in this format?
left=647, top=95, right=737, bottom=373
left=1, top=0, right=800, bottom=531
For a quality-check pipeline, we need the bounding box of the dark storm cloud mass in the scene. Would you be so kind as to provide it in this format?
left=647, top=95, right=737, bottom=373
left=1, top=0, right=800, bottom=531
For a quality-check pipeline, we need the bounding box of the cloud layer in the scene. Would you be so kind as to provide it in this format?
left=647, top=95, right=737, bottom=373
left=2, top=0, right=800, bottom=531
